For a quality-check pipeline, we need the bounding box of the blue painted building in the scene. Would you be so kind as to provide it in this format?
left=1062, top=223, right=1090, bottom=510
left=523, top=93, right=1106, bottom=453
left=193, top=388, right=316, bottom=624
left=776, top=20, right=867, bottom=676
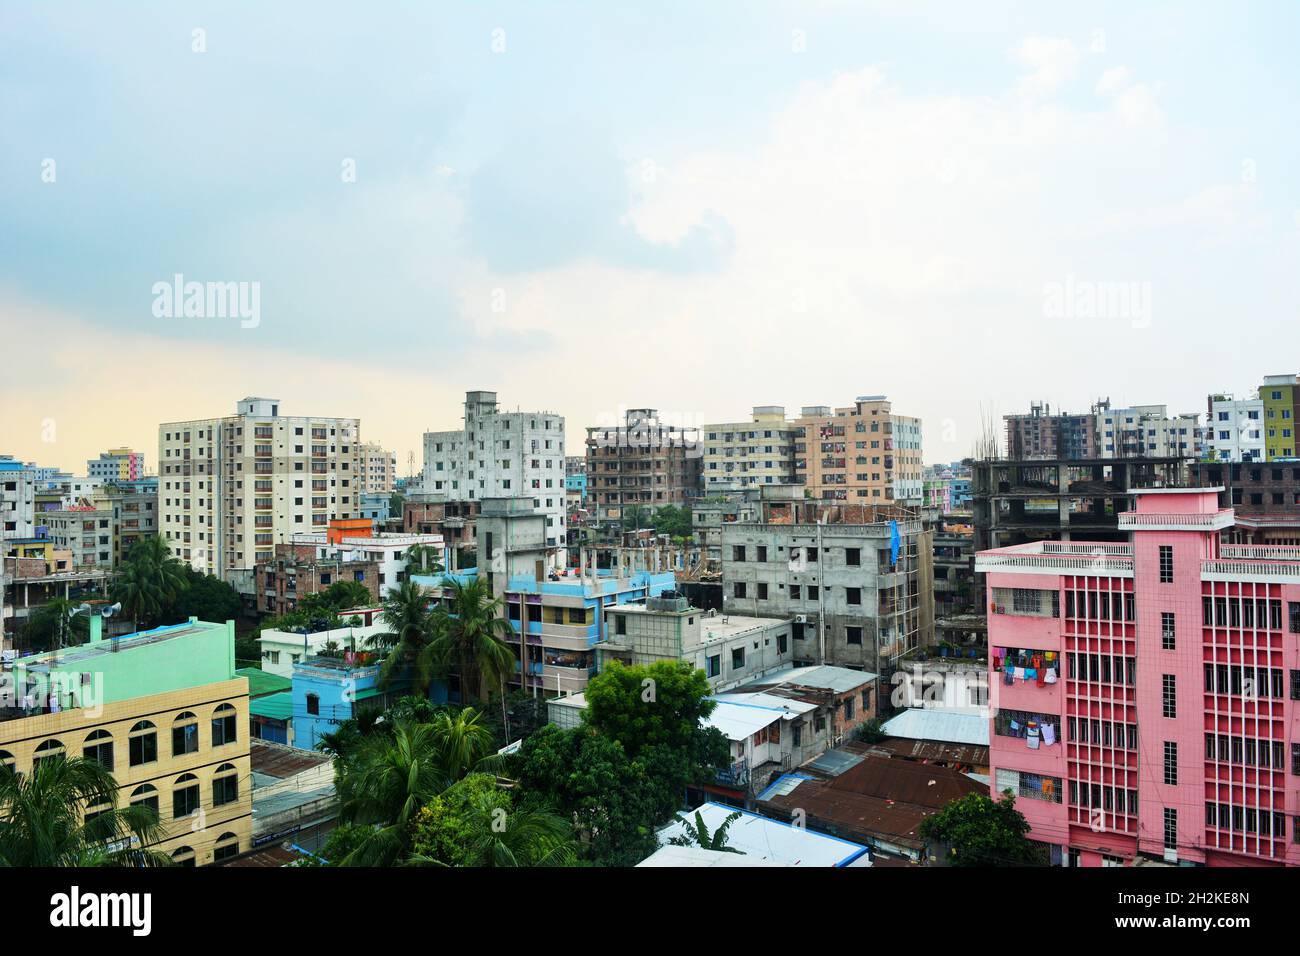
left=291, top=655, right=390, bottom=750
left=949, top=478, right=972, bottom=511
left=359, top=491, right=391, bottom=523
left=503, top=569, right=677, bottom=695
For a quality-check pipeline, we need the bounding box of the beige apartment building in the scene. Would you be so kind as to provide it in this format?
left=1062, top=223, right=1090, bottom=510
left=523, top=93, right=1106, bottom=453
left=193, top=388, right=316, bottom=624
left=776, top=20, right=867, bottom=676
left=158, top=397, right=361, bottom=581
left=794, top=397, right=924, bottom=505
left=701, top=406, right=799, bottom=492
left=358, top=441, right=397, bottom=494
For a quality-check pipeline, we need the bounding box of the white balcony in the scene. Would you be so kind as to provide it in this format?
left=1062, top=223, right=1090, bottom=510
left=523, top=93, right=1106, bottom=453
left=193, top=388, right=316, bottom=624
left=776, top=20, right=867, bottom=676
left=1116, top=509, right=1234, bottom=532
left=975, top=545, right=1133, bottom=577
left=1201, top=558, right=1300, bottom=583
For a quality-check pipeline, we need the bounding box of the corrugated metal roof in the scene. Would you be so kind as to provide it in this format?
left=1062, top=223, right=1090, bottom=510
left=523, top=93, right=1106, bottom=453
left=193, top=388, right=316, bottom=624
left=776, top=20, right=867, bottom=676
left=711, top=691, right=817, bottom=716
left=249, top=691, right=293, bottom=722
left=654, top=802, right=869, bottom=867
left=237, top=667, right=292, bottom=698
left=704, top=699, right=784, bottom=741
left=879, top=707, right=989, bottom=746
left=744, top=665, right=879, bottom=694
left=637, top=845, right=786, bottom=867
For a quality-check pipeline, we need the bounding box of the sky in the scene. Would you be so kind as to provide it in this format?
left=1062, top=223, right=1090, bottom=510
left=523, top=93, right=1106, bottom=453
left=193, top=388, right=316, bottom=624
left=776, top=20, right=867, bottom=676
left=2, top=1, right=1298, bottom=477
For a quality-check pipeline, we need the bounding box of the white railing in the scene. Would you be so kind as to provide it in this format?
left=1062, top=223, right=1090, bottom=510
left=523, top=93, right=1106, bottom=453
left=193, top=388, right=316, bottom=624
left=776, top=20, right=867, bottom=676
left=1117, top=510, right=1233, bottom=529
left=975, top=552, right=1133, bottom=575
left=1221, top=544, right=1300, bottom=560
left=1202, top=559, right=1300, bottom=582
left=1040, top=542, right=1132, bottom=556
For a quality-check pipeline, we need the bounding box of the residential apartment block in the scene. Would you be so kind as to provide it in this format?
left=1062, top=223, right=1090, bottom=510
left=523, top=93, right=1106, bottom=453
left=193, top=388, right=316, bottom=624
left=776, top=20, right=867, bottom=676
left=1096, top=404, right=1200, bottom=459
left=794, top=397, right=923, bottom=504
left=422, top=390, right=566, bottom=558
left=36, top=507, right=114, bottom=569
left=158, top=397, right=362, bottom=580
left=358, top=441, right=397, bottom=494
left=1260, top=373, right=1300, bottom=460
left=976, top=487, right=1300, bottom=867
left=87, top=447, right=146, bottom=482
left=1005, top=402, right=1100, bottom=460
left=0, top=458, right=36, bottom=540
left=596, top=594, right=794, bottom=691
left=585, top=408, right=702, bottom=524
left=92, top=479, right=159, bottom=564
left=0, top=613, right=253, bottom=866
left=701, top=406, right=799, bottom=491
left=1205, top=394, right=1265, bottom=463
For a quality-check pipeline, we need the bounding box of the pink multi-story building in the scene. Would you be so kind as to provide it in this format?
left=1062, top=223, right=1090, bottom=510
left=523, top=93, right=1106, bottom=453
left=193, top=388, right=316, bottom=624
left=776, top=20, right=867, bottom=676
left=977, top=486, right=1300, bottom=867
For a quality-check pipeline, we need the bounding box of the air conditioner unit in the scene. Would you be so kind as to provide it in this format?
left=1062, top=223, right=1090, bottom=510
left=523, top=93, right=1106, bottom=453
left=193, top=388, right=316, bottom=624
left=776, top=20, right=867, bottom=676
left=794, top=614, right=808, bottom=624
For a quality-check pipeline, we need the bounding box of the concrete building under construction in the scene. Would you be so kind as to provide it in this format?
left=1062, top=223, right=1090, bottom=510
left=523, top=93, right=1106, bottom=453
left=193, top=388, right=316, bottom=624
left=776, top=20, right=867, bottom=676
left=718, top=485, right=934, bottom=676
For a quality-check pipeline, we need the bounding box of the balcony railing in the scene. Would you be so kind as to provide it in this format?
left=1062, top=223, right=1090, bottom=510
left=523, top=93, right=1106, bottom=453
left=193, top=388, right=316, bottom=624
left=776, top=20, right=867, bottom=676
left=1202, top=559, right=1300, bottom=583
left=975, top=551, right=1133, bottom=576
left=1117, top=509, right=1234, bottom=531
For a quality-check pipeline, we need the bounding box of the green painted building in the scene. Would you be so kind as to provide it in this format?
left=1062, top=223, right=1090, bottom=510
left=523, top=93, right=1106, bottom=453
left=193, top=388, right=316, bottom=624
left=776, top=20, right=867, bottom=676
left=1261, top=373, right=1300, bottom=460
left=7, top=615, right=236, bottom=712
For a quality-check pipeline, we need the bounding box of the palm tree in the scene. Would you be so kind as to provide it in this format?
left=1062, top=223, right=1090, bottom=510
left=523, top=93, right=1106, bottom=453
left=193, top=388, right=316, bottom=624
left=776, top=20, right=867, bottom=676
left=369, top=579, right=437, bottom=694
left=334, top=714, right=499, bottom=866
left=668, top=809, right=744, bottom=854
left=111, top=536, right=188, bottom=631
left=0, top=757, right=169, bottom=866
left=429, top=579, right=516, bottom=730
left=462, top=801, right=578, bottom=867
left=403, top=544, right=444, bottom=578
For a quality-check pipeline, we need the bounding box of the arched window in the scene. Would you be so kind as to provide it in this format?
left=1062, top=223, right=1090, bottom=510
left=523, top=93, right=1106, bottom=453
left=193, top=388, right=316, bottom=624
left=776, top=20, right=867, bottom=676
left=212, top=831, right=240, bottom=863
left=172, top=711, right=199, bottom=756
left=171, top=845, right=195, bottom=868
left=211, top=703, right=238, bottom=747
left=83, top=729, right=114, bottom=770
left=33, top=739, right=65, bottom=767
left=129, top=720, right=158, bottom=767
left=172, top=773, right=200, bottom=819
left=212, top=763, right=239, bottom=807
left=0, top=750, right=14, bottom=774
left=130, top=783, right=160, bottom=815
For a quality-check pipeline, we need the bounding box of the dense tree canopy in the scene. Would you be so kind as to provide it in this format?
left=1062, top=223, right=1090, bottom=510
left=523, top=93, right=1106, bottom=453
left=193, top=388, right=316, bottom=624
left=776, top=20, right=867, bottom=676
left=919, top=792, right=1040, bottom=866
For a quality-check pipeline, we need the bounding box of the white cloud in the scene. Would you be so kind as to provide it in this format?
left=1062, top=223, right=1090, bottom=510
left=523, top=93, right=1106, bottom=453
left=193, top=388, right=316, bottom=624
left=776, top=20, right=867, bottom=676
left=1015, top=37, right=1080, bottom=100
left=1095, top=66, right=1132, bottom=95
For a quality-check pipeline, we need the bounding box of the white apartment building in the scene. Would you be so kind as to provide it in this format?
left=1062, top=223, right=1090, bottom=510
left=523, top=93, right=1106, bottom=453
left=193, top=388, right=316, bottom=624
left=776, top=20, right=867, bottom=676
left=158, top=397, right=362, bottom=579
left=702, top=406, right=798, bottom=491
left=358, top=441, right=397, bottom=494
left=891, top=414, right=924, bottom=504
left=422, top=390, right=566, bottom=559
left=1096, top=404, right=1201, bottom=458
left=1205, top=394, right=1265, bottom=462
left=0, top=460, right=36, bottom=540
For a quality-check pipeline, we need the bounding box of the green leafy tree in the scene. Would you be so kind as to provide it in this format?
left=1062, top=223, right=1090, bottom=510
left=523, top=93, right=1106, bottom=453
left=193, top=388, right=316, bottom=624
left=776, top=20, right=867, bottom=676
left=18, top=598, right=90, bottom=654
left=323, top=579, right=372, bottom=611
left=584, top=659, right=726, bottom=768
left=408, top=772, right=577, bottom=867
left=111, top=536, right=188, bottom=631
left=334, top=712, right=499, bottom=865
left=668, top=809, right=743, bottom=854
left=513, top=724, right=661, bottom=866
left=919, top=791, right=1039, bottom=866
left=650, top=505, right=692, bottom=540
left=160, top=567, right=241, bottom=625
left=0, top=757, right=168, bottom=867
